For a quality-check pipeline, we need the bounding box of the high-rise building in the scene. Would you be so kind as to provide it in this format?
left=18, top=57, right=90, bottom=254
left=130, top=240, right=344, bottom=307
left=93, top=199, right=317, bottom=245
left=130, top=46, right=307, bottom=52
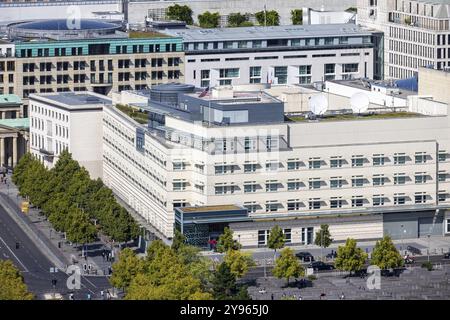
left=357, top=0, right=450, bottom=79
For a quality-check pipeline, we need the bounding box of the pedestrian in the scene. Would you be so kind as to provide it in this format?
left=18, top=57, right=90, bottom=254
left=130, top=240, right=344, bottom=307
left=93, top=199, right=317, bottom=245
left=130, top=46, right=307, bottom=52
left=271, top=293, right=274, bottom=300
left=87, top=293, right=91, bottom=300
left=340, top=292, right=345, bottom=300
left=100, top=290, right=104, bottom=299
left=69, top=293, right=74, bottom=300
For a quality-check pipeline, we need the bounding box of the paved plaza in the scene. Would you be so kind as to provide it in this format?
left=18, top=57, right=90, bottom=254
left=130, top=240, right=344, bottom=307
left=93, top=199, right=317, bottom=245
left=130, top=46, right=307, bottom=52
left=248, top=264, right=450, bottom=300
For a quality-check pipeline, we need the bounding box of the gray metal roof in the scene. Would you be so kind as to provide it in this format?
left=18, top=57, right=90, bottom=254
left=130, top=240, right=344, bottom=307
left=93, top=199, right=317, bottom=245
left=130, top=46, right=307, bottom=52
left=164, top=24, right=373, bottom=42
left=30, top=92, right=111, bottom=109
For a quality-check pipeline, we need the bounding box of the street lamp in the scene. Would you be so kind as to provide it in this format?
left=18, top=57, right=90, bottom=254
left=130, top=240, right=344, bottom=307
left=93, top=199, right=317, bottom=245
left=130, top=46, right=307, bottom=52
left=427, top=234, right=431, bottom=262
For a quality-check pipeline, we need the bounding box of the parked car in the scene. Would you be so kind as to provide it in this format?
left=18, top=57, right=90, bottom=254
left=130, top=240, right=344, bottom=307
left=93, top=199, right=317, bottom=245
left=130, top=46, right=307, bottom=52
left=443, top=251, right=450, bottom=259
left=308, top=261, right=335, bottom=271
left=326, top=251, right=337, bottom=259
left=407, top=245, right=422, bottom=255
left=296, top=251, right=315, bottom=262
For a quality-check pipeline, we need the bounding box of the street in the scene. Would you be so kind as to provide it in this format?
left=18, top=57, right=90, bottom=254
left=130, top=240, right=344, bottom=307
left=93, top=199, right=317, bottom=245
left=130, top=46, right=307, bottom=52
left=0, top=202, right=111, bottom=300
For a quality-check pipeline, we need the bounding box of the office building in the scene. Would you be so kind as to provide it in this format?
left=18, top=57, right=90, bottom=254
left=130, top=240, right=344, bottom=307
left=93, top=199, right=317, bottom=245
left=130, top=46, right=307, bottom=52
left=101, top=83, right=450, bottom=247
left=0, top=19, right=184, bottom=107
left=29, top=91, right=110, bottom=179
left=357, top=0, right=450, bottom=79
left=164, top=24, right=383, bottom=88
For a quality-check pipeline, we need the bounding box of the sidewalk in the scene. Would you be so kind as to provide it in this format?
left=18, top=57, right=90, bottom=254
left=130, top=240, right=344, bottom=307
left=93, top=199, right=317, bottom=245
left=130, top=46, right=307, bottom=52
left=0, top=175, right=114, bottom=276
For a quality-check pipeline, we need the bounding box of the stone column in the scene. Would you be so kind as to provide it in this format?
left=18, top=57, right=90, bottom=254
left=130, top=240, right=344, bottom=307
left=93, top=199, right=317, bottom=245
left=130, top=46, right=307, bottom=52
left=0, top=137, right=4, bottom=168
left=12, top=136, right=17, bottom=167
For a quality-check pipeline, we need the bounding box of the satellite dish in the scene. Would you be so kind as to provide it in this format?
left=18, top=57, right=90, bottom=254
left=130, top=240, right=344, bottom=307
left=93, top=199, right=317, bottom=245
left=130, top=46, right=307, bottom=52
left=309, top=94, right=328, bottom=115
left=350, top=92, right=369, bottom=114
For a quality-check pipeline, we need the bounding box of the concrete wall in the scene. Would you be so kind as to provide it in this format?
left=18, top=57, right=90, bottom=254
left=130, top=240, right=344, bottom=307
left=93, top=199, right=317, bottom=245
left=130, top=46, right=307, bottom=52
left=418, top=68, right=450, bottom=106
left=127, top=0, right=357, bottom=25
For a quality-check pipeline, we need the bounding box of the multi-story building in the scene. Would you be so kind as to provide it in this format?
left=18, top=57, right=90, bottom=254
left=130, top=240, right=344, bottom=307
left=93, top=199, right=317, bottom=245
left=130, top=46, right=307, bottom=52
left=1, top=19, right=184, bottom=109
left=29, top=92, right=109, bottom=179
left=101, top=83, right=450, bottom=247
left=357, top=0, right=450, bottom=79
left=164, top=24, right=383, bottom=88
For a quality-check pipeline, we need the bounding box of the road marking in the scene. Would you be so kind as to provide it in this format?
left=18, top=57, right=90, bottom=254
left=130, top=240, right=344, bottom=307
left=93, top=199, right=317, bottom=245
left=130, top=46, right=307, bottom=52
left=82, top=276, right=98, bottom=289
left=0, top=234, right=29, bottom=272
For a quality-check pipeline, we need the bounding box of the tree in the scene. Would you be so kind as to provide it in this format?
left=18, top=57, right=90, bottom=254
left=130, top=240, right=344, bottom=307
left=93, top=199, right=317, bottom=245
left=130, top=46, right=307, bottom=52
left=227, top=13, right=249, bottom=27
left=334, top=238, right=368, bottom=275
left=216, top=227, right=241, bottom=253
left=223, top=250, right=255, bottom=279
left=291, top=9, right=303, bottom=25
left=65, top=207, right=97, bottom=244
left=198, top=11, right=220, bottom=28
left=166, top=4, right=193, bottom=25
left=0, top=260, right=33, bottom=300
left=315, top=224, right=334, bottom=260
left=268, top=225, right=285, bottom=260
left=212, top=262, right=237, bottom=300
left=11, top=152, right=33, bottom=187
left=371, top=235, right=404, bottom=270
left=171, top=229, right=186, bottom=252
left=110, top=248, right=144, bottom=291
left=272, top=247, right=304, bottom=285
left=255, top=10, right=280, bottom=26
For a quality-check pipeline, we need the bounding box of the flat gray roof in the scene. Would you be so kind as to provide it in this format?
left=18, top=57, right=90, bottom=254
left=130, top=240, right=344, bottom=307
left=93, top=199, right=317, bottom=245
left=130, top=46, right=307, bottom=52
left=164, top=24, right=373, bottom=42
left=30, top=92, right=111, bottom=110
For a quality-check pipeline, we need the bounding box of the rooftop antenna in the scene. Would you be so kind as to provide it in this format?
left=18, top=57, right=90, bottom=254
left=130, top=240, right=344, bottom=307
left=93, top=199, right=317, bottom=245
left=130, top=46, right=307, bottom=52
left=309, top=94, right=328, bottom=116
left=350, top=92, right=369, bottom=114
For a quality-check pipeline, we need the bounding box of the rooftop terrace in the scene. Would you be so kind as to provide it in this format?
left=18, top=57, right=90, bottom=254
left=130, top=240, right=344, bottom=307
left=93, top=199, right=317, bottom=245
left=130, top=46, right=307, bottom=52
left=287, top=111, right=425, bottom=122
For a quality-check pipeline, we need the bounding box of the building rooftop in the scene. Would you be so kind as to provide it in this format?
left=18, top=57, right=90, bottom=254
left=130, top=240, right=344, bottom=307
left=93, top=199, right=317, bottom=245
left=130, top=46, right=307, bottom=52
left=178, top=205, right=244, bottom=213
left=30, top=92, right=111, bottom=110
left=328, top=79, right=418, bottom=98
left=0, top=118, right=29, bottom=129
left=164, top=24, right=373, bottom=42
left=0, top=94, right=21, bottom=105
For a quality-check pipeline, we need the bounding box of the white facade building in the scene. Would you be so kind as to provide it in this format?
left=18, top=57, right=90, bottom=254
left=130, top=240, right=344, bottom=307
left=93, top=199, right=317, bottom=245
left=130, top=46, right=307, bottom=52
left=164, top=24, right=383, bottom=88
left=29, top=92, right=107, bottom=179
left=357, top=0, right=450, bottom=79
left=102, top=84, right=450, bottom=247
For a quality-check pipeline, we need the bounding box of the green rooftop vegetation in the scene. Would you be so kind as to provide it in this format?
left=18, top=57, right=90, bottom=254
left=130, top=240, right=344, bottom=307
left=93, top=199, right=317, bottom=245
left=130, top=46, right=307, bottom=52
left=115, top=104, right=148, bottom=124
left=128, top=30, right=171, bottom=39
left=287, top=112, right=422, bottom=122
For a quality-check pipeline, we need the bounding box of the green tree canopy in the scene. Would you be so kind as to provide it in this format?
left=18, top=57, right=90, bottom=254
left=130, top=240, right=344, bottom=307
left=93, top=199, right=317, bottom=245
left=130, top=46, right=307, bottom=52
left=223, top=249, right=255, bottom=279
left=371, top=235, right=404, bottom=270
left=166, top=4, right=193, bottom=24
left=216, top=227, right=241, bottom=253
left=171, top=229, right=186, bottom=252
left=212, top=262, right=238, bottom=300
left=335, top=238, right=368, bottom=274
left=272, top=247, right=304, bottom=285
left=198, top=11, right=220, bottom=28
left=110, top=248, right=145, bottom=291
left=0, top=260, right=33, bottom=300
left=268, top=225, right=285, bottom=259
left=255, top=10, right=280, bottom=26
left=227, top=13, right=251, bottom=27
left=314, top=224, right=333, bottom=248
left=291, top=9, right=303, bottom=25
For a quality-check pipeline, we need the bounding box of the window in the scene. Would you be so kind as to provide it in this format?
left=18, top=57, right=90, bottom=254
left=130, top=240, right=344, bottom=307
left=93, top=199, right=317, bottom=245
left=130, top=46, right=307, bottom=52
left=265, top=202, right=279, bottom=212
left=394, top=194, right=406, bottom=205
left=308, top=199, right=321, bottom=210
left=394, top=173, right=407, bottom=185
left=373, top=154, right=385, bottom=166
left=244, top=183, right=257, bottom=193
left=249, top=66, right=262, bottom=84
left=330, top=157, right=343, bottom=168
left=439, top=192, right=448, bottom=203
left=415, top=152, right=427, bottom=164
left=438, top=151, right=447, bottom=162
left=330, top=177, right=343, bottom=189
left=265, top=161, right=279, bottom=171
left=330, top=197, right=343, bottom=208
left=244, top=163, right=257, bottom=173
left=287, top=180, right=301, bottom=191
left=342, top=63, right=359, bottom=73
left=438, top=171, right=447, bottom=182
left=309, top=178, right=321, bottom=189
left=324, top=63, right=335, bottom=80
left=373, top=195, right=385, bottom=206
left=287, top=159, right=301, bottom=170
left=309, top=158, right=321, bottom=169
left=284, top=229, right=292, bottom=243
left=274, top=66, right=288, bottom=84
left=173, top=181, right=186, bottom=191
left=258, top=230, right=269, bottom=246
left=394, top=153, right=407, bottom=164
left=415, top=172, right=427, bottom=184
left=414, top=193, right=426, bottom=204
left=351, top=156, right=364, bottom=167
left=266, top=181, right=278, bottom=192
left=373, top=175, right=386, bottom=186
left=215, top=165, right=233, bottom=174
left=287, top=201, right=302, bottom=211
left=352, top=176, right=364, bottom=187
left=352, top=196, right=364, bottom=207
left=200, top=70, right=210, bottom=88
left=173, top=162, right=186, bottom=171
left=219, top=68, right=239, bottom=78
left=266, top=136, right=278, bottom=151
left=298, top=65, right=312, bottom=84
left=244, top=137, right=256, bottom=152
